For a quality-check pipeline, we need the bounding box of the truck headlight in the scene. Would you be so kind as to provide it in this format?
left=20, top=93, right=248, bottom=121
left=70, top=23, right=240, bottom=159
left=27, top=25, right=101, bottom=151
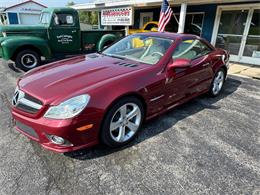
left=44, top=95, right=90, bottom=119
left=2, top=32, right=7, bottom=37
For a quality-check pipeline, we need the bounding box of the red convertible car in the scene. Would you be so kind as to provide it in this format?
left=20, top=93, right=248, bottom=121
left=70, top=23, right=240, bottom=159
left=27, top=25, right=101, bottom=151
left=11, top=32, right=229, bottom=153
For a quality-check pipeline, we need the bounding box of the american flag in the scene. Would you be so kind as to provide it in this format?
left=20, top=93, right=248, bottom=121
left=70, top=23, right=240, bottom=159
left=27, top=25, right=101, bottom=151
left=158, top=0, right=173, bottom=32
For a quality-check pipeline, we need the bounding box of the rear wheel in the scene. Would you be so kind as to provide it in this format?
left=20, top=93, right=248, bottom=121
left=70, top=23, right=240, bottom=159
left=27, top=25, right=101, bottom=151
left=101, top=97, right=144, bottom=147
left=15, top=49, right=41, bottom=71
left=209, top=68, right=225, bottom=97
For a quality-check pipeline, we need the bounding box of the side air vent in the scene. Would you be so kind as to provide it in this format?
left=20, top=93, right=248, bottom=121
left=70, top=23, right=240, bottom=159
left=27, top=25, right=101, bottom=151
left=114, top=61, right=138, bottom=68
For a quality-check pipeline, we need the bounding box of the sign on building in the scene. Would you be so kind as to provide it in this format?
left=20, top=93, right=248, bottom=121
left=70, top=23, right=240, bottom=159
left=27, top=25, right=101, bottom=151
left=101, top=7, right=133, bottom=26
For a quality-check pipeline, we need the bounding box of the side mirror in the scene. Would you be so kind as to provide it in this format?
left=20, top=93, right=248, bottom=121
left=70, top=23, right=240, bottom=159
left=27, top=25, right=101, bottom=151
left=168, top=58, right=191, bottom=70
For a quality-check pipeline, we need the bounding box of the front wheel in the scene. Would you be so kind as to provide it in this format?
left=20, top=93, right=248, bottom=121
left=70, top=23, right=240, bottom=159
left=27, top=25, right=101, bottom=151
left=209, top=68, right=226, bottom=97
left=15, top=49, right=41, bottom=71
left=101, top=97, right=144, bottom=148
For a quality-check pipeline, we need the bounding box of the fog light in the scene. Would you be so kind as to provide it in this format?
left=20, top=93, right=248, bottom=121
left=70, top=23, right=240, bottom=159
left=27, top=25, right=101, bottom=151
left=50, top=135, right=65, bottom=145
left=49, top=135, right=65, bottom=145
left=46, top=134, right=73, bottom=146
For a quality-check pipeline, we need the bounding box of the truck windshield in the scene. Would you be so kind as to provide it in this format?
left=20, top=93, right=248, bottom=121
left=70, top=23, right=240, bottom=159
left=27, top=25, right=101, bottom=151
left=40, top=12, right=51, bottom=24
left=102, top=35, right=173, bottom=65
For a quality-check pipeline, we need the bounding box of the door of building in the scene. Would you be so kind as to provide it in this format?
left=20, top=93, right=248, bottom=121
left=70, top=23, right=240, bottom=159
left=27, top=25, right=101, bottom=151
left=140, top=12, right=153, bottom=28
left=241, top=9, right=260, bottom=65
left=211, top=4, right=260, bottom=65
left=7, top=12, right=19, bottom=24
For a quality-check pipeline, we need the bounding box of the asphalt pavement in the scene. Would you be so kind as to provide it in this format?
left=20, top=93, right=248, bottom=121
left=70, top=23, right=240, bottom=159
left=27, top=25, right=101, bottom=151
left=0, top=60, right=259, bottom=195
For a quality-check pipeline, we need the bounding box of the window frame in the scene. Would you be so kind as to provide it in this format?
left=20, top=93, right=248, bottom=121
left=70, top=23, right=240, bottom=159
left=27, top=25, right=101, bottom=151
left=172, top=38, right=214, bottom=61
left=53, top=13, right=75, bottom=26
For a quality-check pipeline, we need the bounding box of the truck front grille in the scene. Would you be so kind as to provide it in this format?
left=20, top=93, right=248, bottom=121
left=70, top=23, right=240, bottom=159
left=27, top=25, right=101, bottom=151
left=12, top=88, right=43, bottom=114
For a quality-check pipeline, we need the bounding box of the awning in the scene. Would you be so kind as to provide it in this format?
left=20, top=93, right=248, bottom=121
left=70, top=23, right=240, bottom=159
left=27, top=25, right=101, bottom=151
left=72, top=0, right=250, bottom=10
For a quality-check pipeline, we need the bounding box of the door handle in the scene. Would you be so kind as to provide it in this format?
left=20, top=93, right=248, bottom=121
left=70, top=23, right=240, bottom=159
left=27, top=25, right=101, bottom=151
left=202, top=62, right=210, bottom=67
left=72, top=30, right=77, bottom=33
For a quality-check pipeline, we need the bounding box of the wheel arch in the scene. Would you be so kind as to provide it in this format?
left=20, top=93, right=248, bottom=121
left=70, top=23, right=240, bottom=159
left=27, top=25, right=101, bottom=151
left=99, top=92, right=148, bottom=136
left=12, top=45, right=42, bottom=61
left=96, top=34, right=117, bottom=51
left=215, top=64, right=228, bottom=79
left=1, top=37, right=52, bottom=61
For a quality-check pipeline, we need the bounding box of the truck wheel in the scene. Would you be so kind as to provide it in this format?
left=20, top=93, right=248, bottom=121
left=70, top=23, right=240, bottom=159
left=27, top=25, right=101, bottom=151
left=15, top=50, right=41, bottom=71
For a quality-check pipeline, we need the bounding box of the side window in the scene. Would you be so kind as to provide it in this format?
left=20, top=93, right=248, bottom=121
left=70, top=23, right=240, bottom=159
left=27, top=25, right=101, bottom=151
left=54, top=14, right=74, bottom=26
left=198, top=40, right=212, bottom=55
left=172, top=39, right=212, bottom=60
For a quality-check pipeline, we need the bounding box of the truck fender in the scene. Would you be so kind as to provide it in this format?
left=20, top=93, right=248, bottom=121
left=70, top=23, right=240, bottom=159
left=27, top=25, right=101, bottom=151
left=1, top=36, right=52, bottom=60
left=96, top=34, right=117, bottom=51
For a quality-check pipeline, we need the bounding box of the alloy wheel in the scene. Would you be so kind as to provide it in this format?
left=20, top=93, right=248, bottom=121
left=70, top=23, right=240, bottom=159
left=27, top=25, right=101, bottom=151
left=212, top=70, right=224, bottom=95
left=109, top=103, right=141, bottom=143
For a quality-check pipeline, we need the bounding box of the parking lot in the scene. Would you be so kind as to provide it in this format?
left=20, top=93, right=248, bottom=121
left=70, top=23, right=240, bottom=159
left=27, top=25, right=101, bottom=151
left=0, top=59, right=259, bottom=195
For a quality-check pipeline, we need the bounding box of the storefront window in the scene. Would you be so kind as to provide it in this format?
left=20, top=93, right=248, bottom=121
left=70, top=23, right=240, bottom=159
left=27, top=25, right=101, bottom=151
left=215, top=10, right=248, bottom=55
left=165, top=13, right=204, bottom=36
left=243, top=9, right=260, bottom=58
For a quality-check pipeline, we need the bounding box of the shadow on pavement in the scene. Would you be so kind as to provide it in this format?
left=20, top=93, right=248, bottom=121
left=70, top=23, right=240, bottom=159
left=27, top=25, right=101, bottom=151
left=64, top=76, right=242, bottom=160
left=8, top=63, right=22, bottom=73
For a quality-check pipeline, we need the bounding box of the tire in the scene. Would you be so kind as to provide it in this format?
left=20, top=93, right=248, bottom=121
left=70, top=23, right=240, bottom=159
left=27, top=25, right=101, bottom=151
left=15, top=49, right=41, bottom=71
left=101, top=97, right=145, bottom=148
left=208, top=68, right=226, bottom=97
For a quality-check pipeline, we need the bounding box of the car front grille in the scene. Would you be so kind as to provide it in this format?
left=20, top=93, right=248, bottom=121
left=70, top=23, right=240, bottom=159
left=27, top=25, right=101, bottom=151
left=16, top=120, right=39, bottom=139
left=12, top=88, right=43, bottom=114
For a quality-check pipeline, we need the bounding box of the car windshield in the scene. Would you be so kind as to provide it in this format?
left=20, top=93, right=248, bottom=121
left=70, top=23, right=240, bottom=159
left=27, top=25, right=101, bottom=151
left=39, top=12, right=51, bottom=24
left=102, top=35, right=173, bottom=65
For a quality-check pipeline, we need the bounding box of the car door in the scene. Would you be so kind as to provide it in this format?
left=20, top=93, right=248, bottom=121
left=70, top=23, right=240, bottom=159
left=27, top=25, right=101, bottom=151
left=164, top=38, right=213, bottom=107
left=49, top=12, right=81, bottom=54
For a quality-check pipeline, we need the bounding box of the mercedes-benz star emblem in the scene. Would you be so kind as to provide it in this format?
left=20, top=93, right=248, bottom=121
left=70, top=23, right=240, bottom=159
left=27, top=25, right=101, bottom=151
left=12, top=89, right=24, bottom=107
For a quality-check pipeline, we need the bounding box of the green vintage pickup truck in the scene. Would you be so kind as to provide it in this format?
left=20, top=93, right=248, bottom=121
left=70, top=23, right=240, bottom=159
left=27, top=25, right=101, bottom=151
left=0, top=7, right=124, bottom=71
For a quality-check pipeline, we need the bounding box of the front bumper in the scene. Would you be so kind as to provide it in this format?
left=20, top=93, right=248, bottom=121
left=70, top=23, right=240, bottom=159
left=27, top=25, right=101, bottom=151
left=12, top=109, right=102, bottom=153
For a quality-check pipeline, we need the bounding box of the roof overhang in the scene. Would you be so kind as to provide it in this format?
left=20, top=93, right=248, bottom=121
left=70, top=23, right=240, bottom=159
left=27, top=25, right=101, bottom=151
left=72, top=0, right=252, bottom=10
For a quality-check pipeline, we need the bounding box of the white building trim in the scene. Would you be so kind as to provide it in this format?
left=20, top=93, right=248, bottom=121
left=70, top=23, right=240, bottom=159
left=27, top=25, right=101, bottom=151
left=72, top=0, right=255, bottom=10
left=177, top=3, right=187, bottom=33
left=211, top=3, right=260, bottom=65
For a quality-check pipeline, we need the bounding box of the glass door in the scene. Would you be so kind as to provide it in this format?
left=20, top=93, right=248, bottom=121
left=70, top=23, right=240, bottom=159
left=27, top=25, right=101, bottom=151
left=215, top=10, right=249, bottom=57
left=241, top=9, right=260, bottom=64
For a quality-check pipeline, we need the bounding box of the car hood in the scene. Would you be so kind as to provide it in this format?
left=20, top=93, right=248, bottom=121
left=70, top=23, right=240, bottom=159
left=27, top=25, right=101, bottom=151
left=0, top=25, right=46, bottom=32
left=0, top=25, right=47, bottom=38
left=18, top=54, right=148, bottom=105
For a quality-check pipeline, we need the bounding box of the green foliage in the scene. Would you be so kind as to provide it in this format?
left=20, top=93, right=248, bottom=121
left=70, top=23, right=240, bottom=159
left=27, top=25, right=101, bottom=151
left=67, top=1, right=75, bottom=6
left=79, top=11, right=98, bottom=25
left=67, top=1, right=98, bottom=25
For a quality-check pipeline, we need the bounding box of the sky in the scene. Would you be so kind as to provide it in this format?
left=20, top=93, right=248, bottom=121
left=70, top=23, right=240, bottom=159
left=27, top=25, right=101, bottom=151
left=0, top=0, right=93, bottom=8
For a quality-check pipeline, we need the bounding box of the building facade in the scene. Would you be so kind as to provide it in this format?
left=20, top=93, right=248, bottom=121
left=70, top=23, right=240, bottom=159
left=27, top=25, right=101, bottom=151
left=73, top=0, right=260, bottom=65
left=0, top=0, right=46, bottom=25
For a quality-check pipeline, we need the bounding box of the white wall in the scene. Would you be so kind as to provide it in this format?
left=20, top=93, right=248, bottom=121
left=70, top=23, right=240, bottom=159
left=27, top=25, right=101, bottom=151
left=19, top=13, right=41, bottom=25
left=5, top=1, right=45, bottom=25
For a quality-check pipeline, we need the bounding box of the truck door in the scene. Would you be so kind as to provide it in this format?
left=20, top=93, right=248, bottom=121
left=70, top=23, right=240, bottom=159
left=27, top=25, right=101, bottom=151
left=49, top=12, right=81, bottom=54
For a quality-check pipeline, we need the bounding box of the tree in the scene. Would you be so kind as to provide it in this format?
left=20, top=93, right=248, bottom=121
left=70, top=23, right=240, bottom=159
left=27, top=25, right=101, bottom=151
left=67, top=1, right=98, bottom=25
left=67, top=1, right=75, bottom=6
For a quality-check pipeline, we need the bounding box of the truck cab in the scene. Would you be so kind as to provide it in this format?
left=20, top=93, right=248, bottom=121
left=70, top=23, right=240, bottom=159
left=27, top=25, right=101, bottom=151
left=0, top=7, right=124, bottom=71
left=41, top=8, right=81, bottom=54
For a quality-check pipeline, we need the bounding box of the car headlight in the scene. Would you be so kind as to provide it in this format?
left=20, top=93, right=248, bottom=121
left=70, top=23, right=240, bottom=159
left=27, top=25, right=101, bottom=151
left=2, top=32, right=7, bottom=37
left=44, top=94, right=90, bottom=119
